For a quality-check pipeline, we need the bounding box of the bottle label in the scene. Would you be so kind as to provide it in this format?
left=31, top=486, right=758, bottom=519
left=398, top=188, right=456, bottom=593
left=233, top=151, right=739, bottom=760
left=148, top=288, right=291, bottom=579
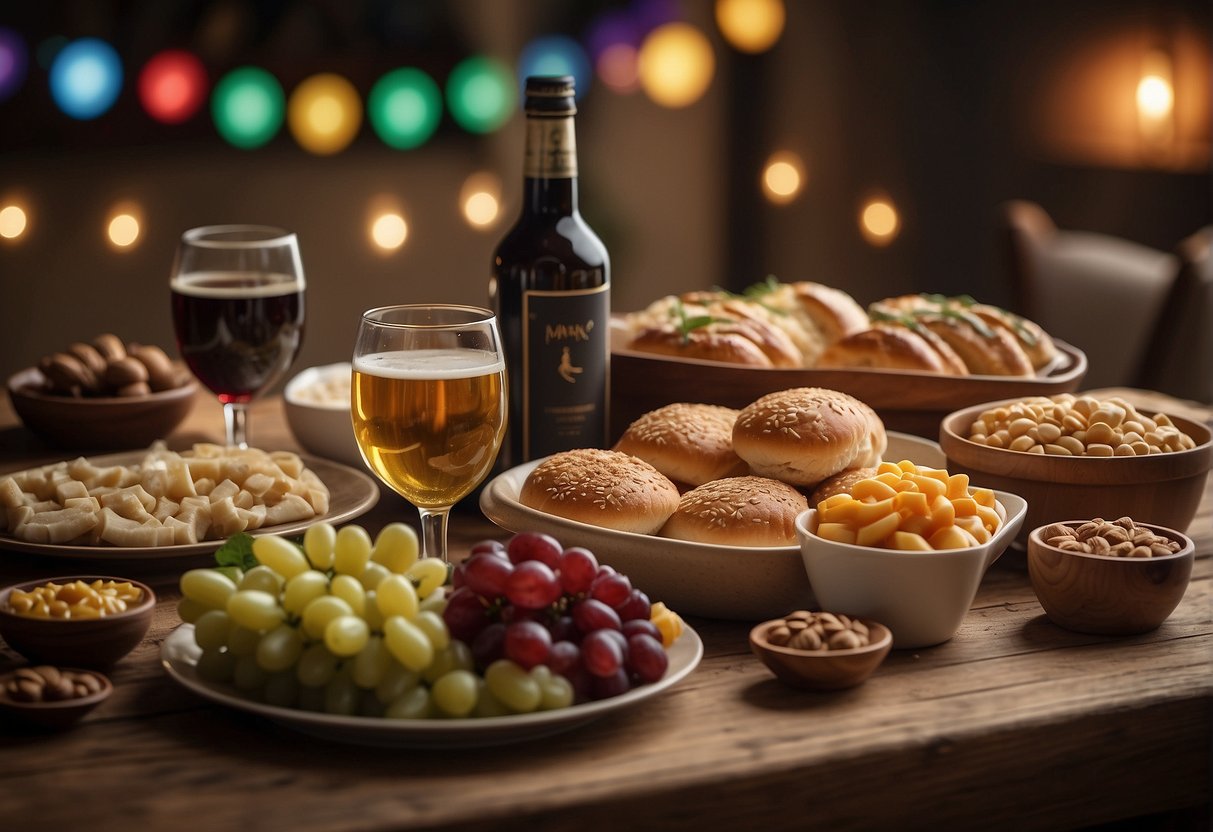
left=524, top=117, right=577, bottom=179
left=521, top=284, right=609, bottom=458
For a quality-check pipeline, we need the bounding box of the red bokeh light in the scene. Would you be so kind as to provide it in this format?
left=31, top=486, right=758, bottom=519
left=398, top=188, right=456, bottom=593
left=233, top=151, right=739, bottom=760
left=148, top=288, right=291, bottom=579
left=138, top=50, right=207, bottom=124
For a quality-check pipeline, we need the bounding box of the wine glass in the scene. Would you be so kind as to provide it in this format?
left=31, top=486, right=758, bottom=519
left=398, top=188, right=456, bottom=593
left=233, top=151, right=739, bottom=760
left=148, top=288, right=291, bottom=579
left=352, top=305, right=508, bottom=562
left=170, top=225, right=306, bottom=449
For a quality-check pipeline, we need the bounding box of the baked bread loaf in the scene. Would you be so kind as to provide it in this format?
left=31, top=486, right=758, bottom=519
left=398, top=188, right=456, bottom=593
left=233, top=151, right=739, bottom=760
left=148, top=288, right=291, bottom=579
left=868, top=295, right=1040, bottom=377
left=627, top=326, right=775, bottom=367
left=518, top=449, right=679, bottom=534
left=816, top=324, right=966, bottom=375
left=659, top=476, right=808, bottom=547
left=613, top=403, right=749, bottom=488
left=808, top=467, right=879, bottom=505
left=623, top=279, right=867, bottom=368
left=733, top=388, right=887, bottom=486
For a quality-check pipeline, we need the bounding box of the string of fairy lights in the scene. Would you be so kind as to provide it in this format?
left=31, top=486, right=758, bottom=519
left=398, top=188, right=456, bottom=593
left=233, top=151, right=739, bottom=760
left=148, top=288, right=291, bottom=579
left=0, top=0, right=902, bottom=252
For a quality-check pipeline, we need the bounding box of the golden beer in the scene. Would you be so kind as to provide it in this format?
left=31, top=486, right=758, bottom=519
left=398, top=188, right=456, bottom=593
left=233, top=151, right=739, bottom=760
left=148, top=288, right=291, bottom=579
left=352, top=348, right=507, bottom=509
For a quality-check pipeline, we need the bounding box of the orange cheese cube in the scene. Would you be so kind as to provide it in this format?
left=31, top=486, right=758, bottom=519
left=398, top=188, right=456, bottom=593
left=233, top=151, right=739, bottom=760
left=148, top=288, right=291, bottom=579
left=929, top=525, right=978, bottom=550
left=857, top=512, right=902, bottom=547
left=893, top=490, right=930, bottom=516
left=816, top=522, right=858, bottom=545
left=890, top=531, right=933, bottom=551
left=852, top=478, right=898, bottom=502
left=946, top=473, right=971, bottom=500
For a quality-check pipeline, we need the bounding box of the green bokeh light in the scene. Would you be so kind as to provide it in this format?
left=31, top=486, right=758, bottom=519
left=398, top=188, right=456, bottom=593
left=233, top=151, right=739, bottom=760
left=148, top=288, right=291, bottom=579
left=212, top=67, right=285, bottom=149
left=445, top=56, right=515, bottom=134
left=368, top=68, right=441, bottom=150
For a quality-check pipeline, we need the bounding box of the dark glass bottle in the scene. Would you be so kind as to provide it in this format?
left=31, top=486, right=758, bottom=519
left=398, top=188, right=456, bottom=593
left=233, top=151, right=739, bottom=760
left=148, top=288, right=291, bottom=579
left=490, top=75, right=610, bottom=468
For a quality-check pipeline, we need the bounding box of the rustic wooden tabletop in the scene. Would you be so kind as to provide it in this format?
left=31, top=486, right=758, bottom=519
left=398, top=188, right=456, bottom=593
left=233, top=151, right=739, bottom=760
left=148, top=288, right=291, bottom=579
left=0, top=389, right=1209, bottom=831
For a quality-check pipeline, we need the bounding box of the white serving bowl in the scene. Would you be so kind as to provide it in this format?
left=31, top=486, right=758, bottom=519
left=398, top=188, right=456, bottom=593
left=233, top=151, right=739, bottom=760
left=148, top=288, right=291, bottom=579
left=795, top=490, right=1027, bottom=649
left=283, top=363, right=363, bottom=468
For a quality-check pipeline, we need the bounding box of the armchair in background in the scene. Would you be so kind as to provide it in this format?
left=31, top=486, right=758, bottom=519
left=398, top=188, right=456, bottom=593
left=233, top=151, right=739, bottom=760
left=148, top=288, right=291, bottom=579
left=1001, top=200, right=1211, bottom=402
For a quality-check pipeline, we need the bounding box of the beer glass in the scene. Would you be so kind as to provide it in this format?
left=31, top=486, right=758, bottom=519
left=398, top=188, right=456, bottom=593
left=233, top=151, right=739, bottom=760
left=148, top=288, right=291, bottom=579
left=352, top=305, right=508, bottom=562
left=170, top=225, right=306, bottom=448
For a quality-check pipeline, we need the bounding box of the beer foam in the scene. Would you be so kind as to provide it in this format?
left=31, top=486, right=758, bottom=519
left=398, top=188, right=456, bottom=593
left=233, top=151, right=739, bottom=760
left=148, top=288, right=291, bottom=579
left=354, top=349, right=504, bottom=379
left=171, top=270, right=305, bottom=298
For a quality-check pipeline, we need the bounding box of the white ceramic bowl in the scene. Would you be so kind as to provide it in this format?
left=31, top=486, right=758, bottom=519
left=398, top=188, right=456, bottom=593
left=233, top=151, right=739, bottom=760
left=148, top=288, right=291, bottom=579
left=795, top=490, right=1027, bottom=649
left=283, top=363, right=363, bottom=468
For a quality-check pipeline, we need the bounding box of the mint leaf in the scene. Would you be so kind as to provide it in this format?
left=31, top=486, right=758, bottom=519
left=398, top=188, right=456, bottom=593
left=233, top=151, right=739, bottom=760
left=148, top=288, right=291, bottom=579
left=214, top=532, right=258, bottom=571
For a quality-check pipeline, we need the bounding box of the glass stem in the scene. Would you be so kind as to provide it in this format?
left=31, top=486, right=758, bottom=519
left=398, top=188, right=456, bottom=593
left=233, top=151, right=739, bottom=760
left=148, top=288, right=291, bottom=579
left=417, top=507, right=451, bottom=563
left=223, top=402, right=249, bottom=449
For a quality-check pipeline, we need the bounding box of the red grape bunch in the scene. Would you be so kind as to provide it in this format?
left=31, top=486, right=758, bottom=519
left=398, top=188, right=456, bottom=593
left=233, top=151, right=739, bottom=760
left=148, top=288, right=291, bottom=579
left=443, top=532, right=670, bottom=704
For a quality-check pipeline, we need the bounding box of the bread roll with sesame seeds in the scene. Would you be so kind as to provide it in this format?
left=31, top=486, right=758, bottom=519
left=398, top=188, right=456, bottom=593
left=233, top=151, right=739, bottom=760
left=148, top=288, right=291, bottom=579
left=519, top=448, right=680, bottom=534
left=659, top=476, right=809, bottom=547
left=613, top=403, right=749, bottom=489
left=732, top=388, right=886, bottom=486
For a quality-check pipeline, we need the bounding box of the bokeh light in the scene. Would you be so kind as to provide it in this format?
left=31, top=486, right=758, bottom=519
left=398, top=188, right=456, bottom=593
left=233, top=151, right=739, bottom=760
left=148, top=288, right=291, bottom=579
left=1136, top=75, right=1173, bottom=120
left=138, top=50, right=207, bottom=124
left=212, top=67, right=285, bottom=149
left=0, top=27, right=29, bottom=102
left=107, top=211, right=141, bottom=249
left=460, top=172, right=502, bottom=229
left=860, top=197, right=901, bottom=246
left=49, top=38, right=123, bottom=120
left=370, top=212, right=408, bottom=251
left=715, top=0, right=786, bottom=53
left=446, top=56, right=515, bottom=134
left=0, top=204, right=28, bottom=240
left=761, top=151, right=805, bottom=204
left=517, top=35, right=592, bottom=100
left=638, top=23, right=715, bottom=108
left=288, top=73, right=362, bottom=155
left=368, top=68, right=442, bottom=150
left=597, top=44, right=640, bottom=94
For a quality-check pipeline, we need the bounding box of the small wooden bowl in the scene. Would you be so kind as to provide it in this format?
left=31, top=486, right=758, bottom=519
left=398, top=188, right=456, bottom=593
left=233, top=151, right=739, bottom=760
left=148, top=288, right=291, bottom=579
left=941, top=399, right=1212, bottom=547
left=0, top=576, right=155, bottom=668
left=7, top=366, right=198, bottom=450
left=1027, top=523, right=1194, bottom=635
left=749, top=617, right=893, bottom=691
left=0, top=668, right=112, bottom=730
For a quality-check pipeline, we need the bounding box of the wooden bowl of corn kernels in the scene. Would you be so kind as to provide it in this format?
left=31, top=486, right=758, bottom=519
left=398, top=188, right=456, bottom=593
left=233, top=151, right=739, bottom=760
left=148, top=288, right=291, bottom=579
left=0, top=576, right=155, bottom=668
left=940, top=394, right=1212, bottom=547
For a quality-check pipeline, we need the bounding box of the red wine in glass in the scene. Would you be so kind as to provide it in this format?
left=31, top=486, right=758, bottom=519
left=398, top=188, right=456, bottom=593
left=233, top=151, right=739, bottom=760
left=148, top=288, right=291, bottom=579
left=171, top=271, right=305, bottom=404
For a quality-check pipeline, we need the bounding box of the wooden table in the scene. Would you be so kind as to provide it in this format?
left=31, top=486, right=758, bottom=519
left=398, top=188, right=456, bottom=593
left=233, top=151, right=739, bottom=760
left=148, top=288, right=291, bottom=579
left=1, top=391, right=1209, bottom=831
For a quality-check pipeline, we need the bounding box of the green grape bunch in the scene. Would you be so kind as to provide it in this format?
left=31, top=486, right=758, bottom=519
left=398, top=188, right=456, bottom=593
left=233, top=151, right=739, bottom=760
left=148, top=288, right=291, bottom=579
left=178, top=523, right=489, bottom=719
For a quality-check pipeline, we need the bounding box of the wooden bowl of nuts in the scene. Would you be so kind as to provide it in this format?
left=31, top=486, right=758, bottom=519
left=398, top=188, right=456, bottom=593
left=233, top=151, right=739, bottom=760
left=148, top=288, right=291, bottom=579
left=1027, top=519, right=1195, bottom=635
left=749, top=611, right=893, bottom=691
left=7, top=333, right=198, bottom=450
left=940, top=394, right=1212, bottom=546
left=0, top=665, right=112, bottom=730
left=0, top=576, right=155, bottom=668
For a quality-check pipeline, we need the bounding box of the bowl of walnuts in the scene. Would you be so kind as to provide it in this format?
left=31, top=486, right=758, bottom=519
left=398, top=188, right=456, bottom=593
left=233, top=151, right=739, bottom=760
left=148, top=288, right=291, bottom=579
left=6, top=333, right=198, bottom=450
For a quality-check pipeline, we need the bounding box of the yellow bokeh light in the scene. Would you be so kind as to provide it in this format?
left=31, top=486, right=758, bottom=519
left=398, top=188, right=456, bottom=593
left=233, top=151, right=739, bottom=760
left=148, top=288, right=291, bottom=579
left=0, top=205, right=28, bottom=239
left=860, top=198, right=900, bottom=246
left=638, top=23, right=716, bottom=108
left=460, top=172, right=502, bottom=230
left=464, top=192, right=499, bottom=227
left=107, top=213, right=141, bottom=248
left=288, top=73, right=363, bottom=155
left=1136, top=75, right=1173, bottom=120
left=761, top=151, right=805, bottom=203
left=370, top=213, right=408, bottom=251
left=715, top=0, right=786, bottom=54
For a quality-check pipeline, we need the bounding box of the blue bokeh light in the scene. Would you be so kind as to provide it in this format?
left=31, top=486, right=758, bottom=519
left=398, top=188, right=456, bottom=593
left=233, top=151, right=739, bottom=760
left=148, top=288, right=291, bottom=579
left=49, top=38, right=123, bottom=120
left=517, top=35, right=592, bottom=100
